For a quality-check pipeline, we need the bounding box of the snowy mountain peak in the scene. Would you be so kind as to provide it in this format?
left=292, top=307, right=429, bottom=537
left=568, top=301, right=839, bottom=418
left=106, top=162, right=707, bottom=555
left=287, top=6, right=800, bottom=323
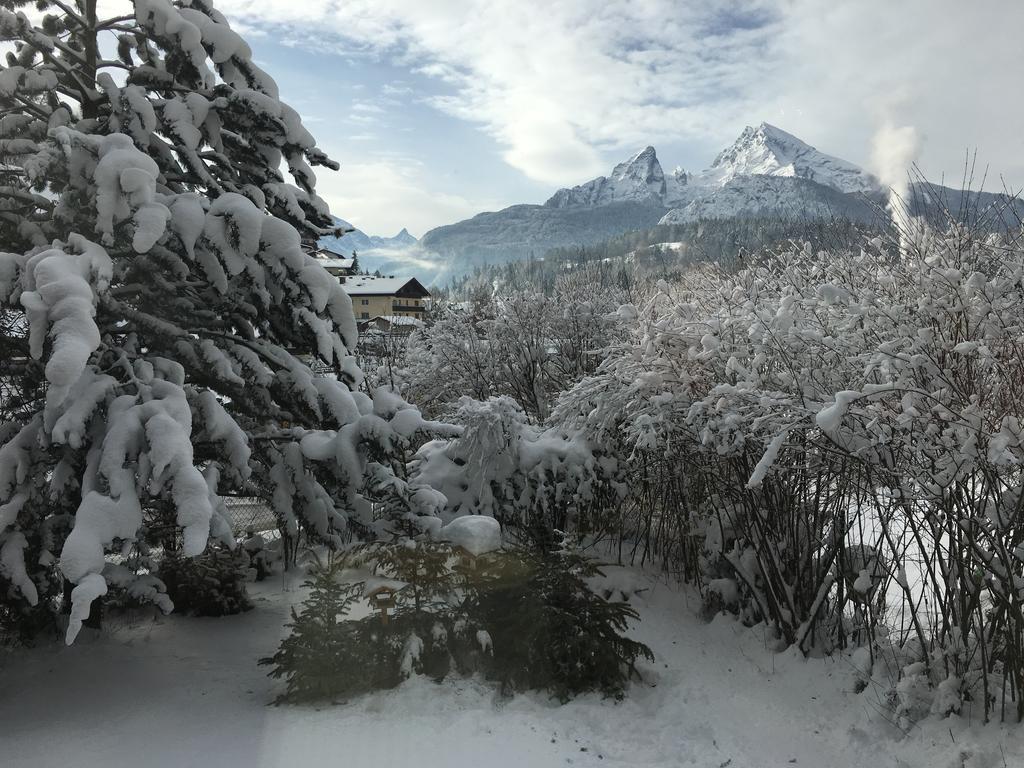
left=611, top=145, right=662, bottom=184
left=544, top=122, right=879, bottom=211
left=320, top=216, right=420, bottom=268
left=709, top=122, right=879, bottom=195
left=545, top=146, right=667, bottom=208
left=711, top=122, right=810, bottom=172
left=392, top=227, right=418, bottom=246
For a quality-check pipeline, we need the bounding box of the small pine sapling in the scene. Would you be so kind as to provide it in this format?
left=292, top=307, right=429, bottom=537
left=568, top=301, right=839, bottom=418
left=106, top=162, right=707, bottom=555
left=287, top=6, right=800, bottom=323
left=157, top=544, right=252, bottom=617
left=260, top=551, right=403, bottom=703
left=471, top=532, right=653, bottom=702
left=356, top=533, right=485, bottom=680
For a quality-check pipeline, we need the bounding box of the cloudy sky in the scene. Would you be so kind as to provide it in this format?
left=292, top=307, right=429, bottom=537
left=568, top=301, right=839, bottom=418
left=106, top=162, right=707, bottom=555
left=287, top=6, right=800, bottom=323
left=210, top=0, right=1023, bottom=237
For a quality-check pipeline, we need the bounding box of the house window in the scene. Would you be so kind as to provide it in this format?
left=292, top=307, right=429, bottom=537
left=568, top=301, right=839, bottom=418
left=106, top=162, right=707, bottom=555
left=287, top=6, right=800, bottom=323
left=361, top=299, right=369, bottom=305
left=361, top=312, right=369, bottom=319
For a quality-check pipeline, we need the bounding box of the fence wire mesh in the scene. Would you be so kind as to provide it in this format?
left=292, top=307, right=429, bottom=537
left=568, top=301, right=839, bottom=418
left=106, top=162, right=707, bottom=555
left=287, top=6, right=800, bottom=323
left=223, top=497, right=277, bottom=535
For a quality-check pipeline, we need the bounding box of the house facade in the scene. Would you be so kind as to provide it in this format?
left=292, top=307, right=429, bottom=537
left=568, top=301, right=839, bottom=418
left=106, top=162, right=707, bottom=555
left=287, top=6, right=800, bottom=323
left=342, top=275, right=431, bottom=324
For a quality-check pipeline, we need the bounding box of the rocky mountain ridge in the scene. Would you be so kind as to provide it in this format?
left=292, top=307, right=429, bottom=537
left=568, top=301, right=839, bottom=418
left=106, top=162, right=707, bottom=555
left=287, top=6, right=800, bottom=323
left=419, top=122, right=890, bottom=271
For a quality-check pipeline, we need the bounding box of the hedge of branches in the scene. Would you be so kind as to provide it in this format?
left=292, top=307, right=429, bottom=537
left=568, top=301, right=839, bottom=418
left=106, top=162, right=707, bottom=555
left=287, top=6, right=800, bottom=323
left=551, top=213, right=1024, bottom=723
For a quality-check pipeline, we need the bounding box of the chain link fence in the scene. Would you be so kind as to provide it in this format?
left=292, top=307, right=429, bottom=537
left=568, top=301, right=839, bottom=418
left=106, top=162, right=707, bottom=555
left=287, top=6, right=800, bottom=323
left=223, top=497, right=277, bottom=536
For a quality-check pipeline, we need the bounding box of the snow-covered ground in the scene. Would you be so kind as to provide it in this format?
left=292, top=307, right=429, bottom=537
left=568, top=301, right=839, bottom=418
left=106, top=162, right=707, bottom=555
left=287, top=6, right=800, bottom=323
left=1, top=569, right=1021, bottom=768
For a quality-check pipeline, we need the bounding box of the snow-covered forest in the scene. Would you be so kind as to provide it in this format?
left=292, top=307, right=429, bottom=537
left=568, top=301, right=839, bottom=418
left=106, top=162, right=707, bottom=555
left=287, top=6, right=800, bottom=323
left=2, top=2, right=1024, bottom=767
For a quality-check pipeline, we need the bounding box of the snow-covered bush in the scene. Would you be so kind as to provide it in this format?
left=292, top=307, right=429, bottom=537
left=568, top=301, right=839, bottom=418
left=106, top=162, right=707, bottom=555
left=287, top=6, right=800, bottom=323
left=399, top=270, right=630, bottom=420
left=98, top=532, right=172, bottom=622
left=410, top=396, right=625, bottom=538
left=550, top=215, right=1024, bottom=721
left=0, top=0, right=452, bottom=643
left=240, top=525, right=275, bottom=581
left=0, top=567, right=59, bottom=645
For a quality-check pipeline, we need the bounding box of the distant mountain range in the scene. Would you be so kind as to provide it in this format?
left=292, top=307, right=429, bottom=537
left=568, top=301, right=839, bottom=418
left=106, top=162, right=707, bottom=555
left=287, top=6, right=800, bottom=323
left=547, top=123, right=880, bottom=211
left=317, top=218, right=436, bottom=279
left=323, top=122, right=1024, bottom=282
left=418, top=123, right=894, bottom=273
left=321, top=218, right=418, bottom=254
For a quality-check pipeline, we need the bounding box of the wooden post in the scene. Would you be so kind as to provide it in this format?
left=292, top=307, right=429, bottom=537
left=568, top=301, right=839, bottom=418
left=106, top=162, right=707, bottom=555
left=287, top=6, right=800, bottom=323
left=367, top=586, right=397, bottom=627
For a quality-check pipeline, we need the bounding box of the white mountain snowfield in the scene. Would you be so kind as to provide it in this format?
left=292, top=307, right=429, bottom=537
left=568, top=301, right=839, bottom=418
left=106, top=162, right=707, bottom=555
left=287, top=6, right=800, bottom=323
left=1, top=570, right=1018, bottom=768
left=417, top=123, right=889, bottom=270
left=545, top=146, right=685, bottom=208
left=703, top=123, right=880, bottom=195
left=547, top=122, right=884, bottom=223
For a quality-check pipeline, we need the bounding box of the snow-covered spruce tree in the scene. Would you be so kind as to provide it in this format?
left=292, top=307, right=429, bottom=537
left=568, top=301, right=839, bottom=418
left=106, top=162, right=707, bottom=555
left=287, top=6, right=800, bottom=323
left=263, top=534, right=492, bottom=703
left=0, top=0, right=449, bottom=644
left=469, top=532, right=653, bottom=702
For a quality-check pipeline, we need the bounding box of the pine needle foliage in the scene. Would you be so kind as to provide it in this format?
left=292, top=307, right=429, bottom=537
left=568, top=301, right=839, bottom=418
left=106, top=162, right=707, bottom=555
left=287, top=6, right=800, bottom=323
left=263, top=535, right=653, bottom=705
left=470, top=536, right=653, bottom=702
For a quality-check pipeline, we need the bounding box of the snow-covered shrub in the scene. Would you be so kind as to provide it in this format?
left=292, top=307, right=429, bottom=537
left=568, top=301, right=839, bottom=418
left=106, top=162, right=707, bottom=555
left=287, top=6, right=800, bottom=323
left=0, top=1, right=453, bottom=643
left=889, top=661, right=934, bottom=727
left=0, top=570, right=59, bottom=646
left=99, top=536, right=173, bottom=621
left=398, top=270, right=630, bottom=420
left=410, top=396, right=625, bottom=538
left=549, top=214, right=1024, bottom=721
left=157, top=544, right=251, bottom=617
left=240, top=526, right=276, bottom=582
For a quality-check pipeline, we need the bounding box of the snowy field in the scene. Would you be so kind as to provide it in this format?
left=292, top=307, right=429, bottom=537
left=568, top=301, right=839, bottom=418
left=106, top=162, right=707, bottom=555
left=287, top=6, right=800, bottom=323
left=2, top=569, right=1021, bottom=768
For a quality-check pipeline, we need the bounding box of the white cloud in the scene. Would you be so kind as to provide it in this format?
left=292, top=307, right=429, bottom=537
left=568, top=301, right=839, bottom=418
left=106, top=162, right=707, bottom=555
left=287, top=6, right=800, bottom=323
left=752, top=0, right=1024, bottom=193
left=312, top=152, right=497, bottom=238
left=351, top=102, right=386, bottom=114
left=214, top=0, right=780, bottom=184
left=216, top=0, right=1024, bottom=193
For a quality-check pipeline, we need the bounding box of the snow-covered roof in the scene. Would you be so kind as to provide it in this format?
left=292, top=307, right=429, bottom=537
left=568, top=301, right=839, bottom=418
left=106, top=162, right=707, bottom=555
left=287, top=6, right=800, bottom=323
left=375, top=315, right=424, bottom=327
left=312, top=248, right=355, bottom=270
left=362, top=577, right=408, bottom=596
left=343, top=275, right=430, bottom=297
left=320, top=258, right=355, bottom=270
left=438, top=516, right=502, bottom=557
left=315, top=247, right=350, bottom=259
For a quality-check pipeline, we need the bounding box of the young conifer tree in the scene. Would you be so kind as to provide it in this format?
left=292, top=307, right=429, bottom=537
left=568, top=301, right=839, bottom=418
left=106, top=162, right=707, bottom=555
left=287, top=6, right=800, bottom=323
left=0, top=0, right=449, bottom=643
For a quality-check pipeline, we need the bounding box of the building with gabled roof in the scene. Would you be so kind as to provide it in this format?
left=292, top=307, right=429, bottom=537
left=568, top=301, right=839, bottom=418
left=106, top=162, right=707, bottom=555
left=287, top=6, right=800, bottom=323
left=361, top=314, right=425, bottom=334
left=343, top=275, right=430, bottom=322
left=311, top=247, right=357, bottom=277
